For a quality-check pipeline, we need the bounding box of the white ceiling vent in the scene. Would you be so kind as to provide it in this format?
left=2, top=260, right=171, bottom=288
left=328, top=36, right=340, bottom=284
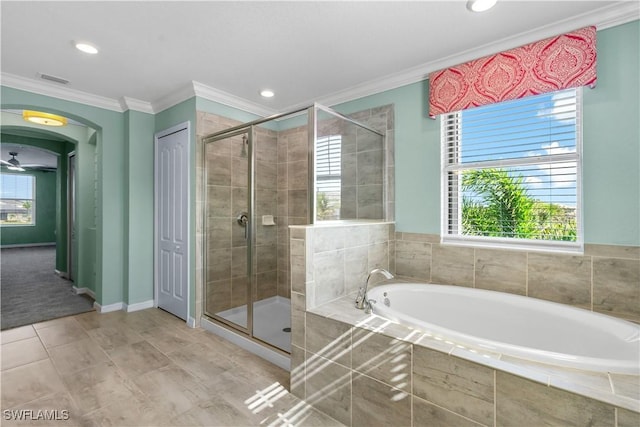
left=38, top=73, right=69, bottom=85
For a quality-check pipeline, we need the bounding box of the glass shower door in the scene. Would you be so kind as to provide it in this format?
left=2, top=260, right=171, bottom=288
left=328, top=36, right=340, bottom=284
left=204, top=129, right=252, bottom=333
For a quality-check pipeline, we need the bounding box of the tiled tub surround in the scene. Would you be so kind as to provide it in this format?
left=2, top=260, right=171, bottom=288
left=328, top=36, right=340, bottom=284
left=394, top=232, right=640, bottom=323
left=289, top=223, right=639, bottom=426
left=300, top=300, right=640, bottom=427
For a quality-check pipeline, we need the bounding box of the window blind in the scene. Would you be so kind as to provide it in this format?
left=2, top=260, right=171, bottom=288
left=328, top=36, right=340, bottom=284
left=442, top=88, right=581, bottom=246
left=316, top=135, right=342, bottom=219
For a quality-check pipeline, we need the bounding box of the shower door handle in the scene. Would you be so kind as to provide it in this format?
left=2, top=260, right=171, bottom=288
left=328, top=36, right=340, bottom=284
left=237, top=212, right=249, bottom=239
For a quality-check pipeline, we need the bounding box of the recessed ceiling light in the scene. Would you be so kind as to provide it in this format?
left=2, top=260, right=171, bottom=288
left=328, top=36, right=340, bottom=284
left=467, top=0, right=497, bottom=12
left=75, top=42, right=99, bottom=54
left=260, top=89, right=275, bottom=98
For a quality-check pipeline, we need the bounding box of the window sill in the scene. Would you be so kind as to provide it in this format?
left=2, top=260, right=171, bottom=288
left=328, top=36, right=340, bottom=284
left=442, top=235, right=584, bottom=255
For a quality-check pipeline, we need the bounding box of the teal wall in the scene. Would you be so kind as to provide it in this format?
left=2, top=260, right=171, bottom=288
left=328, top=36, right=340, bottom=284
left=0, top=169, right=57, bottom=245
left=124, top=110, right=155, bottom=305
left=332, top=21, right=639, bottom=246
left=582, top=21, right=639, bottom=246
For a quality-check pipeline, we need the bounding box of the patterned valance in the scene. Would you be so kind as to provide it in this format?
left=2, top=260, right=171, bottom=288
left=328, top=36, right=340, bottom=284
left=428, top=26, right=597, bottom=118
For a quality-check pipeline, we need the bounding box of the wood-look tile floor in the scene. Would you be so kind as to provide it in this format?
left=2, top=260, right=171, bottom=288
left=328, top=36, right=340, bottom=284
left=0, top=309, right=342, bottom=427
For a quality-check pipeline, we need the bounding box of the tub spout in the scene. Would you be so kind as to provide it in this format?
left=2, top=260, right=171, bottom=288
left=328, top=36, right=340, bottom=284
left=355, top=268, right=394, bottom=311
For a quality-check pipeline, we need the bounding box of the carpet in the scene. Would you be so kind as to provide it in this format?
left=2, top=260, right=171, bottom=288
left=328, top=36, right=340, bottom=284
left=1, top=246, right=95, bottom=330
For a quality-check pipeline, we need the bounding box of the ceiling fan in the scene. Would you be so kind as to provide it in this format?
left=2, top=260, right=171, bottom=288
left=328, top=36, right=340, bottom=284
left=1, top=152, right=56, bottom=172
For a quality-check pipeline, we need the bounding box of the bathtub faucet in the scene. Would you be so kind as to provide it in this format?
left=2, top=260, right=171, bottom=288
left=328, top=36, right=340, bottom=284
left=355, top=268, right=394, bottom=313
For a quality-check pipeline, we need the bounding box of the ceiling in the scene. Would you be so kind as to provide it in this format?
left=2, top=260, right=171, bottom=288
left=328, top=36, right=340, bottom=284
left=1, top=1, right=638, bottom=115
left=1, top=144, right=58, bottom=170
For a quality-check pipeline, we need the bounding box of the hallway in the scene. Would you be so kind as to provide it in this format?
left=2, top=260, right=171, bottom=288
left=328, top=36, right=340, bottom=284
left=0, top=308, right=341, bottom=426
left=0, top=246, right=93, bottom=330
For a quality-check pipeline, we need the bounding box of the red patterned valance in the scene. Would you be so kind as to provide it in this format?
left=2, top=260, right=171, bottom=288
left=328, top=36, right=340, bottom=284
left=428, top=26, right=597, bottom=118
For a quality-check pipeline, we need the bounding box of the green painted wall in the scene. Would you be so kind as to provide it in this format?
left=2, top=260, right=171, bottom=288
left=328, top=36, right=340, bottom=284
left=332, top=21, right=639, bottom=246
left=124, top=110, right=155, bottom=305
left=582, top=21, right=639, bottom=246
left=0, top=169, right=57, bottom=245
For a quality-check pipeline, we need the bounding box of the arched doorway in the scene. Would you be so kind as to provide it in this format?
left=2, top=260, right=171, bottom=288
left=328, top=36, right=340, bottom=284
left=0, top=109, right=98, bottom=328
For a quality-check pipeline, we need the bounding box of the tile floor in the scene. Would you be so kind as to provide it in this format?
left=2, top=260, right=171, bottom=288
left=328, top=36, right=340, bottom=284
left=0, top=309, right=341, bottom=426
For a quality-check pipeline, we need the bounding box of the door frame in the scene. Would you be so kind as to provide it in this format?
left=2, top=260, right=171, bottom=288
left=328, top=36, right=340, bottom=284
left=153, top=121, right=191, bottom=322
left=67, top=150, right=76, bottom=281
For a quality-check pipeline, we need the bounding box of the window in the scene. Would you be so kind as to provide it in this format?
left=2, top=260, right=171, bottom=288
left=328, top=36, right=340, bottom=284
left=442, top=88, right=582, bottom=251
left=315, top=135, right=342, bottom=220
left=0, top=173, right=36, bottom=226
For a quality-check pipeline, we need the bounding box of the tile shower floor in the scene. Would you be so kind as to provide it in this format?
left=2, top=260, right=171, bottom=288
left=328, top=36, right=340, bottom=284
left=0, top=308, right=340, bottom=426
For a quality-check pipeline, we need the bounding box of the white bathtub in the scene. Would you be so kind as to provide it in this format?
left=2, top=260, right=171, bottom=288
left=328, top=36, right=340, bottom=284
left=367, top=283, right=640, bottom=374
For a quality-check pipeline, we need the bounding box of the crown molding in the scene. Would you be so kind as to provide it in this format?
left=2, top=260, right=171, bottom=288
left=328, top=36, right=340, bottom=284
left=1, top=72, right=124, bottom=112
left=191, top=81, right=277, bottom=117
left=150, top=83, right=196, bottom=114
left=119, top=96, right=154, bottom=114
left=296, top=3, right=639, bottom=111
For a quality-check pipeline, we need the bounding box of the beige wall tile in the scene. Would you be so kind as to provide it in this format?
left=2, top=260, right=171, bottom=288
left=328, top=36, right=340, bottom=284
left=313, top=250, right=345, bottom=306
left=291, top=291, right=306, bottom=348
left=352, top=374, right=411, bottom=427
left=290, top=344, right=306, bottom=400
left=617, top=407, right=640, bottom=427
left=593, top=257, right=640, bottom=321
left=314, top=226, right=346, bottom=253
left=413, top=346, right=494, bottom=426
left=395, top=240, right=431, bottom=281
left=495, top=372, right=614, bottom=426
left=368, top=242, right=389, bottom=272
left=304, top=355, right=352, bottom=426
left=345, top=246, right=369, bottom=294
left=475, top=248, right=526, bottom=295
left=413, top=395, right=485, bottom=427
left=528, top=253, right=591, bottom=308
left=432, top=245, right=475, bottom=287
left=306, top=313, right=352, bottom=368
left=585, top=244, right=640, bottom=260
left=352, top=328, right=411, bottom=388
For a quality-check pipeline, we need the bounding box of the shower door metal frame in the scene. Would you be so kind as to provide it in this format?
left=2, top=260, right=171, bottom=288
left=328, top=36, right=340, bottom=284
left=203, top=127, right=254, bottom=337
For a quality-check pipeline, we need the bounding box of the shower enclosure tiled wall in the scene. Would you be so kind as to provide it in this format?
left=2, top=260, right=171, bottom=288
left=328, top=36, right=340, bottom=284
left=197, top=103, right=393, bottom=355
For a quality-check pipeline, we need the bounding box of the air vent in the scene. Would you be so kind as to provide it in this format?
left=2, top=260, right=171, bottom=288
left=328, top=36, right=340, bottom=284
left=38, top=73, right=69, bottom=85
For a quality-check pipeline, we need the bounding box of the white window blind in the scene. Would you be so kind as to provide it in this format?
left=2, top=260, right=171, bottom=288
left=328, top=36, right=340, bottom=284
left=0, top=173, right=36, bottom=225
left=442, top=88, right=582, bottom=250
left=316, top=135, right=342, bottom=220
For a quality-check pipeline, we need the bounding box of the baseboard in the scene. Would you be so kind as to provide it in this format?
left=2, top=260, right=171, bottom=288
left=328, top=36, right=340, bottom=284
left=1, top=242, right=56, bottom=249
left=93, top=301, right=124, bottom=313
left=124, top=300, right=155, bottom=313
left=56, top=269, right=69, bottom=279
left=187, top=316, right=197, bottom=328
left=73, top=286, right=96, bottom=300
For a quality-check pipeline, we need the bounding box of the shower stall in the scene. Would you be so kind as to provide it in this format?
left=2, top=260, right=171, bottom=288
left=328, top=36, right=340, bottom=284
left=202, top=104, right=386, bottom=356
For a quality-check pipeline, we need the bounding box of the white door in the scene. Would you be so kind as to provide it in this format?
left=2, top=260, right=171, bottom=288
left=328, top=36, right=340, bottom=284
left=155, top=123, right=190, bottom=320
